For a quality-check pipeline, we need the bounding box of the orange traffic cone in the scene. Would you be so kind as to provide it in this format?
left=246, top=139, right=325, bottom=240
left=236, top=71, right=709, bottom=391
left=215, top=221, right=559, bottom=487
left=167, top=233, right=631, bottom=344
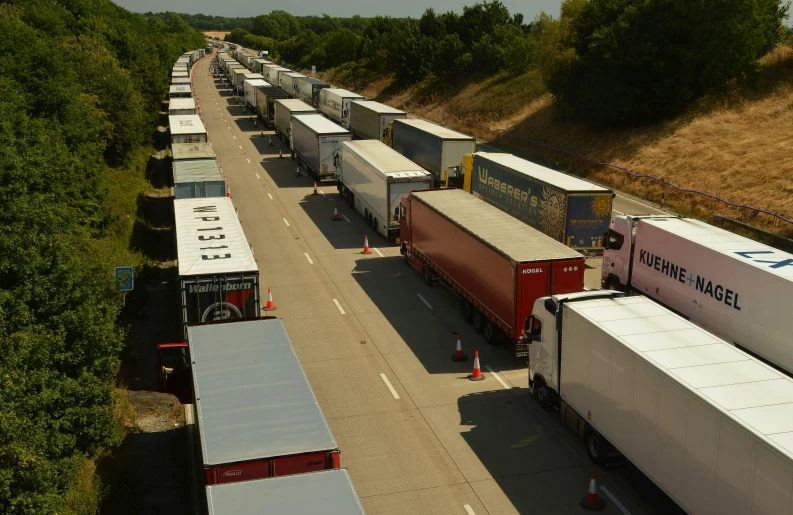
left=260, top=128, right=264, bottom=137
left=451, top=333, right=468, bottom=362
left=332, top=204, right=341, bottom=221
left=468, top=351, right=485, bottom=381
left=313, top=181, right=319, bottom=195
left=295, top=166, right=301, bottom=177
left=279, top=149, right=284, bottom=159
left=226, top=186, right=232, bottom=198
left=362, top=235, right=372, bottom=255
left=580, top=471, right=606, bottom=511
left=268, top=136, right=273, bottom=146
left=264, top=288, right=276, bottom=310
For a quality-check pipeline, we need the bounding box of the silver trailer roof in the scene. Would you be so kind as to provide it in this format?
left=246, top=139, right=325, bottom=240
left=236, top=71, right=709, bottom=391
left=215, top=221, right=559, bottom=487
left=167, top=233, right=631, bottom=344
left=168, top=85, right=192, bottom=96
left=172, top=142, right=215, bottom=160
left=640, top=217, right=793, bottom=280
left=343, top=140, right=430, bottom=180
left=168, top=98, right=196, bottom=111
left=168, top=115, right=205, bottom=136
left=292, top=114, right=350, bottom=136
left=171, top=77, right=191, bottom=85
left=205, top=469, right=365, bottom=515
left=322, top=88, right=364, bottom=99
left=275, top=99, right=315, bottom=112
left=174, top=197, right=256, bottom=276
left=350, top=99, right=404, bottom=115
left=475, top=152, right=611, bottom=194
left=567, top=294, right=793, bottom=462
left=172, top=159, right=223, bottom=183
left=412, top=189, right=582, bottom=263
left=396, top=118, right=473, bottom=141
left=282, top=72, right=306, bottom=79
left=245, top=79, right=269, bottom=89
left=240, top=72, right=265, bottom=80
left=189, top=319, right=337, bottom=466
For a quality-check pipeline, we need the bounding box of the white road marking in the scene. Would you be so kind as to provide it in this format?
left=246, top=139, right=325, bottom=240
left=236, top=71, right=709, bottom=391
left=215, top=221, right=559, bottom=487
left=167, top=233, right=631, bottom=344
left=485, top=365, right=511, bottom=390
left=341, top=214, right=351, bottom=223
left=282, top=218, right=290, bottom=227
left=332, top=298, right=346, bottom=315
left=373, top=247, right=385, bottom=258
left=600, top=486, right=632, bottom=515
left=238, top=145, right=243, bottom=150
left=267, top=192, right=273, bottom=199
left=318, top=189, right=325, bottom=195
left=417, top=294, right=433, bottom=309
left=246, top=158, right=251, bottom=163
left=463, top=505, right=477, bottom=515
left=304, top=253, right=314, bottom=265
left=233, top=135, right=236, bottom=139
left=380, top=374, right=400, bottom=399
left=612, top=209, right=624, bottom=216
left=256, top=173, right=261, bottom=179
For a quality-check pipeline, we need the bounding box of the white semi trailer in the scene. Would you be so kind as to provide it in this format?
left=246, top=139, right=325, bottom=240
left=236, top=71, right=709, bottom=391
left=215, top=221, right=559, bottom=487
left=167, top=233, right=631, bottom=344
left=339, top=140, right=432, bottom=239
left=528, top=291, right=793, bottom=515
left=602, top=215, right=793, bottom=375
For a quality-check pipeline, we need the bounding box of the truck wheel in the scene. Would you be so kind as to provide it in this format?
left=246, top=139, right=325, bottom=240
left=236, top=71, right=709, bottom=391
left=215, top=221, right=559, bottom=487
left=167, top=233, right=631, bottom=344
left=586, top=429, right=609, bottom=466
left=371, top=216, right=378, bottom=234
left=484, top=320, right=501, bottom=345
left=533, top=377, right=553, bottom=411
left=461, top=301, right=474, bottom=323
left=422, top=265, right=434, bottom=286
left=472, top=310, right=485, bottom=334
left=605, top=276, right=621, bottom=291
left=402, top=248, right=410, bottom=265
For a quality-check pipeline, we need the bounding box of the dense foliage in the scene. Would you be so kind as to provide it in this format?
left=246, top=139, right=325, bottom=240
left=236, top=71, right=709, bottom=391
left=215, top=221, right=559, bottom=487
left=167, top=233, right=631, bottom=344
left=144, top=12, right=253, bottom=31
left=0, top=1, right=204, bottom=511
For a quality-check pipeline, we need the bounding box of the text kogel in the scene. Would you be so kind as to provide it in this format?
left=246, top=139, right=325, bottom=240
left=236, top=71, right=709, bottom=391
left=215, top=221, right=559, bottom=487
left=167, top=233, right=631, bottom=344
left=638, top=249, right=742, bottom=311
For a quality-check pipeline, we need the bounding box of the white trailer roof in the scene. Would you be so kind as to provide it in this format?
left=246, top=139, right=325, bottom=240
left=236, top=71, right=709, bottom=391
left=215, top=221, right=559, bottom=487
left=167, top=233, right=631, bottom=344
left=173, top=159, right=223, bottom=183
left=169, top=85, right=192, bottom=96
left=174, top=197, right=256, bottom=276
left=350, top=99, right=404, bottom=115
left=396, top=118, right=473, bottom=141
left=292, top=114, right=350, bottom=135
left=571, top=294, right=793, bottom=462
left=412, top=189, right=582, bottom=262
left=343, top=140, right=430, bottom=180
left=171, top=72, right=189, bottom=78
left=282, top=72, right=305, bottom=79
left=641, top=217, right=793, bottom=280
left=189, top=319, right=337, bottom=466
left=171, top=77, right=191, bottom=85
left=172, top=142, right=215, bottom=160
left=168, top=98, right=196, bottom=111
left=275, top=99, right=315, bottom=113
left=240, top=72, right=265, bottom=80
left=476, top=152, right=611, bottom=193
left=323, top=88, right=364, bottom=99
left=169, top=115, right=205, bottom=136
left=245, top=79, right=269, bottom=89
left=205, top=470, right=365, bottom=515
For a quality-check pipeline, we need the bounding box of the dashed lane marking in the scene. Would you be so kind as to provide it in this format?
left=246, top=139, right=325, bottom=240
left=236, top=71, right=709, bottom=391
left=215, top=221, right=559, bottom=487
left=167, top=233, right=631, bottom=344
left=373, top=248, right=385, bottom=258
left=256, top=173, right=261, bottom=179
left=380, top=374, right=400, bottom=399
left=333, top=299, right=346, bottom=315
left=464, top=505, right=476, bottom=515
left=600, top=486, right=632, bottom=515
left=304, top=253, right=314, bottom=265
left=341, top=214, right=351, bottom=223
left=246, top=158, right=251, bottom=163
left=417, top=294, right=433, bottom=309
left=282, top=218, right=290, bottom=227
left=267, top=192, right=273, bottom=199
left=485, top=365, right=511, bottom=390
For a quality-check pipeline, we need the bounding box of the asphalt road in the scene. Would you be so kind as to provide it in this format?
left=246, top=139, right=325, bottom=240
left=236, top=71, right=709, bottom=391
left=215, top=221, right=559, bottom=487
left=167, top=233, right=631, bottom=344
left=191, top=53, right=680, bottom=515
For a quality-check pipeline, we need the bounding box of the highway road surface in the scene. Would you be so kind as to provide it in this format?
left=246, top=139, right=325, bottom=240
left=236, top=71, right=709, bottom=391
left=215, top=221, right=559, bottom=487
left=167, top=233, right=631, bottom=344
left=190, top=53, right=681, bottom=515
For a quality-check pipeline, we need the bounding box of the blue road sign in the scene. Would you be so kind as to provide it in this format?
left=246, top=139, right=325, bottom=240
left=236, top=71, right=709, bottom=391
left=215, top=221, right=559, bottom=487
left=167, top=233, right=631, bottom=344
left=114, top=266, right=134, bottom=292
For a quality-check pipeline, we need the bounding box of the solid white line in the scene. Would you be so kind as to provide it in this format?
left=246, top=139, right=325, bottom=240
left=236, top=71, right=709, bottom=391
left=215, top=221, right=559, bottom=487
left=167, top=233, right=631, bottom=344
left=417, top=294, right=433, bottom=309
left=485, top=365, right=511, bottom=390
left=282, top=218, right=290, bottom=227
left=599, top=486, right=632, bottom=515
left=332, top=298, right=346, bottom=315
left=246, top=158, right=251, bottom=163
left=373, top=247, right=385, bottom=258
left=379, top=374, right=400, bottom=399
left=267, top=192, right=273, bottom=199
left=304, top=253, right=314, bottom=265
left=341, top=214, right=351, bottom=223
left=463, top=505, right=476, bottom=515
left=612, top=209, right=624, bottom=216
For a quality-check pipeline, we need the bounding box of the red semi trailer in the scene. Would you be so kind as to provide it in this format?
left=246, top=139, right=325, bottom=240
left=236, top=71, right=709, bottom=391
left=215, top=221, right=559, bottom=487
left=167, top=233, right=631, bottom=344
left=398, top=189, right=585, bottom=357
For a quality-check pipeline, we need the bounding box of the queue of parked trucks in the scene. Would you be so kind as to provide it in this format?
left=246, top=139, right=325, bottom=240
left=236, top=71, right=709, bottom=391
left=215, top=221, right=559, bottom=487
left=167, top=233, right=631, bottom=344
left=174, top=41, right=793, bottom=514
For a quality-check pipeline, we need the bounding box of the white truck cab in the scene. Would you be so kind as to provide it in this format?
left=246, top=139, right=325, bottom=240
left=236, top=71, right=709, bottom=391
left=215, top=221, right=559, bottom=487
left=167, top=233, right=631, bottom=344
left=601, top=215, right=677, bottom=290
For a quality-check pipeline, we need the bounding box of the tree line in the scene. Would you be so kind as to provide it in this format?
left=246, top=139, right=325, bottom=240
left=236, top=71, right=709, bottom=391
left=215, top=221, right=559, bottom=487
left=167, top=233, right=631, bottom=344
left=193, top=0, right=790, bottom=125
left=0, top=1, right=204, bottom=512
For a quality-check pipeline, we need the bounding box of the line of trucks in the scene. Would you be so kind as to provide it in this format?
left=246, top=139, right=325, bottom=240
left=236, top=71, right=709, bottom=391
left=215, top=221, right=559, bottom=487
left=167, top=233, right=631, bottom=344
left=165, top=45, right=366, bottom=514
left=209, top=45, right=793, bottom=514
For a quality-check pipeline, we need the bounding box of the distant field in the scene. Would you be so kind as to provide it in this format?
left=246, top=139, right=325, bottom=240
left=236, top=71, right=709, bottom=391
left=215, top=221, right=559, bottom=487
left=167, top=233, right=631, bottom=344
left=203, top=31, right=229, bottom=39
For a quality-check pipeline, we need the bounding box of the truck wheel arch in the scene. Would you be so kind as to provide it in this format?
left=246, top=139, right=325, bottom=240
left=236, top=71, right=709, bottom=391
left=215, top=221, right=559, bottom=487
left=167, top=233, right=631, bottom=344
left=605, top=275, right=623, bottom=291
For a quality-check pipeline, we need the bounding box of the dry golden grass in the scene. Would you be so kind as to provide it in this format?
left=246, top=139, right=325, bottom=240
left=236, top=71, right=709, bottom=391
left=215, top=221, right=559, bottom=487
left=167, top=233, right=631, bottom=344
left=354, top=45, right=793, bottom=237
left=203, top=31, right=230, bottom=39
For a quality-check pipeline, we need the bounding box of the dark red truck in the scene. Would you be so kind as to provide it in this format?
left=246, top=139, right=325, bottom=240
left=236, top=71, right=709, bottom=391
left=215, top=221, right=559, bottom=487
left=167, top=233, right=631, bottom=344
left=398, top=189, right=585, bottom=357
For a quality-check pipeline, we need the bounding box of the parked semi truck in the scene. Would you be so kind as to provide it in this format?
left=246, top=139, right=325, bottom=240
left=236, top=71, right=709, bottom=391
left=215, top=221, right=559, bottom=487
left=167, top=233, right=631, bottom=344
left=173, top=197, right=259, bottom=339
left=273, top=99, right=316, bottom=144
left=236, top=72, right=264, bottom=95
left=462, top=152, right=614, bottom=250
left=243, top=79, right=269, bottom=110
left=389, top=119, right=475, bottom=188
left=528, top=291, right=793, bottom=514
left=172, top=159, right=225, bottom=199
left=339, top=140, right=432, bottom=239
left=254, top=85, right=289, bottom=127
left=168, top=115, right=206, bottom=144
left=398, top=189, right=585, bottom=356
left=318, top=88, right=364, bottom=128
left=280, top=72, right=305, bottom=96
left=602, top=215, right=793, bottom=375
left=291, top=114, right=351, bottom=183
left=348, top=100, right=406, bottom=142
left=160, top=319, right=340, bottom=486
left=296, top=77, right=329, bottom=107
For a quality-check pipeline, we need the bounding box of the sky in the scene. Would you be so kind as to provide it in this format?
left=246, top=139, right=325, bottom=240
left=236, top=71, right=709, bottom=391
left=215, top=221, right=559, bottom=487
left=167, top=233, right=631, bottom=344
left=112, top=0, right=562, bottom=21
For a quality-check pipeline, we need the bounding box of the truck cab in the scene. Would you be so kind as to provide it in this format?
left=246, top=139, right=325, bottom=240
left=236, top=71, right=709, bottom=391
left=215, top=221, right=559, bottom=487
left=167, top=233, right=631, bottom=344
left=601, top=215, right=677, bottom=290
left=397, top=196, right=411, bottom=256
